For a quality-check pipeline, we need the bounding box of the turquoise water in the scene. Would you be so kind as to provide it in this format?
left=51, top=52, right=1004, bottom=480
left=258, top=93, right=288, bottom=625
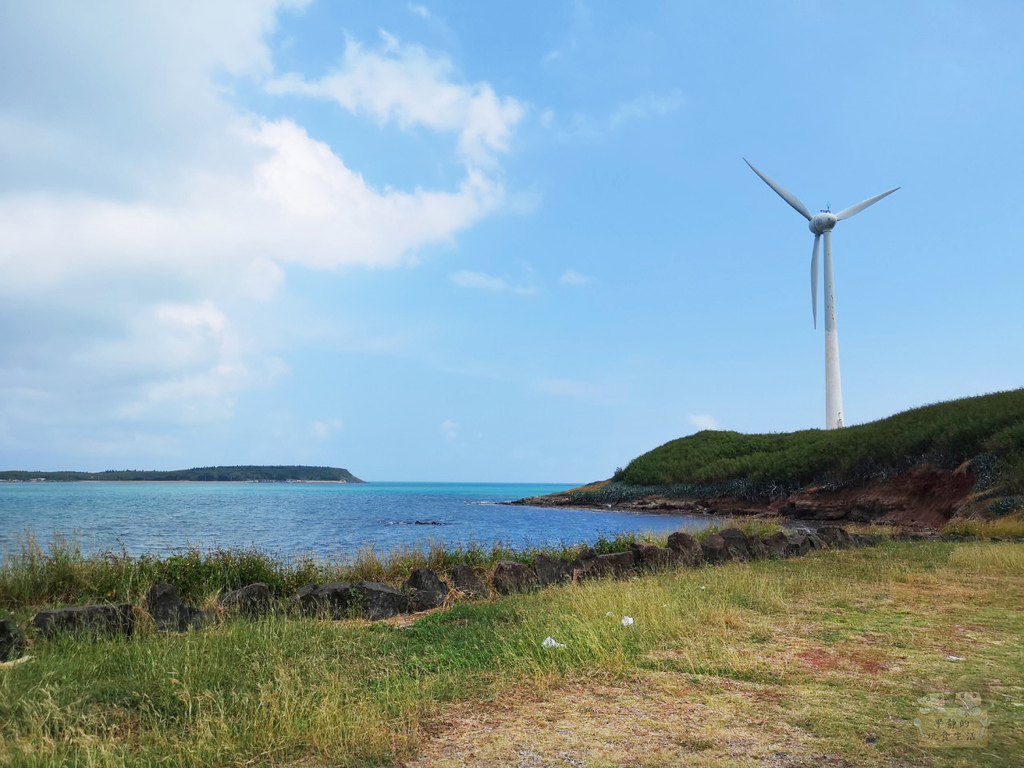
left=0, top=481, right=720, bottom=561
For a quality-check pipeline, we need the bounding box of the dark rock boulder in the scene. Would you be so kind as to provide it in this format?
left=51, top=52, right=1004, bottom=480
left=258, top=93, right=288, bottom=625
left=404, top=569, right=449, bottom=611
left=356, top=582, right=411, bottom=620
left=666, top=531, right=704, bottom=567
left=940, top=532, right=979, bottom=542
left=580, top=550, right=636, bottom=580
left=605, top=550, right=638, bottom=578
left=492, top=560, right=539, bottom=595
left=33, top=604, right=135, bottom=638
left=298, top=582, right=356, bottom=619
left=805, top=532, right=827, bottom=551
left=762, top=531, right=790, bottom=558
left=783, top=531, right=813, bottom=557
left=631, top=543, right=680, bottom=572
left=146, top=583, right=208, bottom=632
left=219, top=583, right=272, bottom=619
left=894, top=531, right=930, bottom=542
left=701, top=534, right=733, bottom=565
left=533, top=554, right=572, bottom=587
left=718, top=528, right=754, bottom=561
left=817, top=526, right=853, bottom=550
left=747, top=535, right=769, bottom=561
left=291, top=581, right=410, bottom=620
left=450, top=564, right=490, bottom=600
left=290, top=584, right=324, bottom=616
left=1, top=618, right=24, bottom=661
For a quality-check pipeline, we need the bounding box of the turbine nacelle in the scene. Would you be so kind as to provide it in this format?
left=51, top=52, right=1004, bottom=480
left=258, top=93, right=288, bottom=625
left=809, top=212, right=837, bottom=234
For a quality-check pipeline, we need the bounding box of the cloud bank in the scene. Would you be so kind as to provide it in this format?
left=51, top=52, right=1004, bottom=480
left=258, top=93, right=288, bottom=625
left=0, top=2, right=522, bottom=464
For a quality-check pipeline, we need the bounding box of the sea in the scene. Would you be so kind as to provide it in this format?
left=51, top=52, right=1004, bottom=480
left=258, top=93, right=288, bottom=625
left=0, top=481, right=721, bottom=563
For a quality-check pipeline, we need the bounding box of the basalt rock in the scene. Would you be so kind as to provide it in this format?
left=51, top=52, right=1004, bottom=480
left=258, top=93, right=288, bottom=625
left=219, top=583, right=272, bottom=619
left=492, top=561, right=539, bottom=595
left=762, top=531, right=790, bottom=558
left=404, top=569, right=449, bottom=611
left=666, top=531, right=704, bottom=567
left=1, top=618, right=24, bottom=661
left=805, top=532, right=827, bottom=551
left=450, top=564, right=490, bottom=600
left=630, top=542, right=681, bottom=572
left=357, top=582, right=411, bottom=620
left=718, top=528, right=755, bottom=561
left=146, top=583, right=208, bottom=632
left=576, top=550, right=637, bottom=581
left=701, top=534, right=733, bottom=565
left=817, top=525, right=853, bottom=550
left=290, top=584, right=324, bottom=616
left=33, top=603, right=135, bottom=638
left=533, top=554, right=572, bottom=587
left=292, top=581, right=410, bottom=620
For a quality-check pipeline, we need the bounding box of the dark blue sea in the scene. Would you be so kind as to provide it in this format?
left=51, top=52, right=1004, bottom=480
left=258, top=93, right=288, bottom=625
left=0, top=481, right=720, bottom=562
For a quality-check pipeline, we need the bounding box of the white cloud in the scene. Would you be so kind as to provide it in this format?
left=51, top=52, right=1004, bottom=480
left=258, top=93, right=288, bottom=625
left=450, top=270, right=510, bottom=291
left=408, top=4, right=431, bottom=19
left=450, top=270, right=536, bottom=295
left=313, top=418, right=344, bottom=438
left=548, top=89, right=685, bottom=142
left=266, top=32, right=524, bottom=167
left=607, top=90, right=685, bottom=131
left=560, top=268, right=592, bottom=285
left=0, top=5, right=522, bottom=463
left=440, top=419, right=460, bottom=442
left=537, top=378, right=617, bottom=406
left=688, top=414, right=720, bottom=431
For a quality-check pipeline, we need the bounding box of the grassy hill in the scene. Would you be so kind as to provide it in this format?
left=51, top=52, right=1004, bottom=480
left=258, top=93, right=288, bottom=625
left=604, top=389, right=1024, bottom=509
left=0, top=465, right=363, bottom=483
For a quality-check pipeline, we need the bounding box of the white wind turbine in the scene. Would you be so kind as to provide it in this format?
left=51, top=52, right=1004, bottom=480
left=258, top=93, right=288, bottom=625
left=744, top=158, right=899, bottom=429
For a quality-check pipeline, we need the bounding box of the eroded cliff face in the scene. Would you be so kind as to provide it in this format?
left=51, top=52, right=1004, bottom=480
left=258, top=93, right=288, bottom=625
left=526, top=464, right=983, bottom=529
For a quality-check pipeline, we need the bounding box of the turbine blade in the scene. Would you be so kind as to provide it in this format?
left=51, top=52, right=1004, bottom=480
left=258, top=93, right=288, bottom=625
left=743, top=157, right=812, bottom=220
left=811, top=234, right=820, bottom=329
left=835, top=187, right=900, bottom=221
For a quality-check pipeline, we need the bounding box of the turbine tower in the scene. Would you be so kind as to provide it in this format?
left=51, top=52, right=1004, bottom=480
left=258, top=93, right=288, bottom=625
left=743, top=158, right=899, bottom=430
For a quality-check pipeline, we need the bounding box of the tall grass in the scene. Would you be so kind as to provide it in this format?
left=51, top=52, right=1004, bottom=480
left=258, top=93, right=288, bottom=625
left=2, top=525, right=767, bottom=614
left=2, top=540, right=1021, bottom=766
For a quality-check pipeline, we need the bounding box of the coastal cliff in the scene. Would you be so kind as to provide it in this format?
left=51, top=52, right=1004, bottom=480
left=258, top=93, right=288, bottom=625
left=517, top=389, right=1024, bottom=528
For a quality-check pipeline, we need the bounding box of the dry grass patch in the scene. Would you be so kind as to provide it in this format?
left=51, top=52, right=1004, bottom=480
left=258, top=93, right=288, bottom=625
left=402, top=671, right=899, bottom=768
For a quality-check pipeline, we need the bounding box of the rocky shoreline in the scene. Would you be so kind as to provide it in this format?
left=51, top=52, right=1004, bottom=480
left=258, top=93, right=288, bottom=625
left=513, top=464, right=981, bottom=529
left=2, top=523, right=980, bottom=664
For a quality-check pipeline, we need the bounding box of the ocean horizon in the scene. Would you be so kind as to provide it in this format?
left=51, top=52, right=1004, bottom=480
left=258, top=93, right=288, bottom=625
left=0, top=481, right=721, bottom=563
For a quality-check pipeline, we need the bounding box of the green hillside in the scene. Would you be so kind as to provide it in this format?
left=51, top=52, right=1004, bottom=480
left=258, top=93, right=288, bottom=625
left=613, top=389, right=1024, bottom=504
left=0, top=465, right=363, bottom=483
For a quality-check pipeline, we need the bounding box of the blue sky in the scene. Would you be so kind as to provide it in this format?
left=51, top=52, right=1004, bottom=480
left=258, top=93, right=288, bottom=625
left=1, top=1, right=1022, bottom=482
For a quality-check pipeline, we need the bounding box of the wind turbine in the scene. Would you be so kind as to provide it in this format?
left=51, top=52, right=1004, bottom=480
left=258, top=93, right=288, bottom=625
left=743, top=158, right=899, bottom=430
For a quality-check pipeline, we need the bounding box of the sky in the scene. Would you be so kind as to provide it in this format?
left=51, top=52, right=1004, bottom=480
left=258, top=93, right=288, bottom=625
left=1, top=1, right=1023, bottom=482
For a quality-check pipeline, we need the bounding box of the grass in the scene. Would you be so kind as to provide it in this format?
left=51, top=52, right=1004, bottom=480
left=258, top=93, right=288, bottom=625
left=609, top=388, right=1024, bottom=502
left=942, top=513, right=1024, bottom=540
left=1, top=523, right=782, bottom=616
left=1, top=539, right=1022, bottom=766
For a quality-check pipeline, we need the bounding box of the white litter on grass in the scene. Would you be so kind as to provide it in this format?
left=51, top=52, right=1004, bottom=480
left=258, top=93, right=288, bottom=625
left=0, top=655, right=34, bottom=668
left=605, top=611, right=615, bottom=617
left=700, top=586, right=706, bottom=590
left=946, top=655, right=965, bottom=661
left=621, top=616, right=634, bottom=627
left=542, top=636, right=566, bottom=649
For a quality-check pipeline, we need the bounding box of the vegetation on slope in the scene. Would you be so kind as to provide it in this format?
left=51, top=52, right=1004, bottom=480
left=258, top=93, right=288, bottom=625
left=613, top=389, right=1024, bottom=501
left=0, top=465, right=362, bottom=483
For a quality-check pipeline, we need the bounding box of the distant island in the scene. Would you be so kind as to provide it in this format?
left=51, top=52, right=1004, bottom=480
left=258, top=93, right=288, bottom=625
left=0, top=465, right=363, bottom=483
